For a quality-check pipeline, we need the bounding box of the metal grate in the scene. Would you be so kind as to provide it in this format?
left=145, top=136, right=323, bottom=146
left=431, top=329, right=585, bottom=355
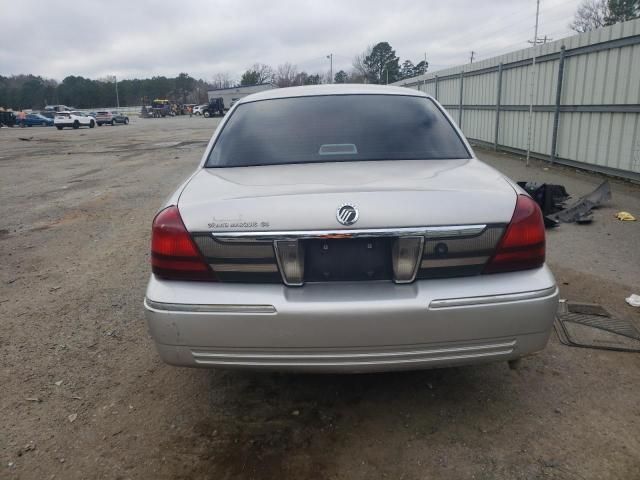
left=555, top=301, right=640, bottom=352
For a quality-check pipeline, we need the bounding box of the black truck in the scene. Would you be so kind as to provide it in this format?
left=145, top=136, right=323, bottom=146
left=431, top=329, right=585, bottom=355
left=0, top=110, right=16, bottom=127
left=202, top=97, right=225, bottom=117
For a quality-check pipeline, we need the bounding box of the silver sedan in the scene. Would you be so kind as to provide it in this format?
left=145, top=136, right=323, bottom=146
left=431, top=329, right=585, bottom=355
left=144, top=84, right=558, bottom=373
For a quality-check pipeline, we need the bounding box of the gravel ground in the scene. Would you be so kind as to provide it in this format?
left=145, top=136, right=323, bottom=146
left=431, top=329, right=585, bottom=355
left=1, top=117, right=639, bottom=479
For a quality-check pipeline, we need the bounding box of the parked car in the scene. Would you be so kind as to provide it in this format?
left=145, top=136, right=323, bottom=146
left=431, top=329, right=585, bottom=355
left=95, top=110, right=129, bottom=126
left=39, top=110, right=57, bottom=119
left=18, top=113, right=54, bottom=127
left=54, top=111, right=96, bottom=130
left=144, top=85, right=558, bottom=373
left=44, top=104, right=73, bottom=113
left=192, top=104, right=208, bottom=115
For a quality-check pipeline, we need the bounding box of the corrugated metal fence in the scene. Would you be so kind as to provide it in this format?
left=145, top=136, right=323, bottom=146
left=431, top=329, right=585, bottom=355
left=394, top=18, right=640, bottom=181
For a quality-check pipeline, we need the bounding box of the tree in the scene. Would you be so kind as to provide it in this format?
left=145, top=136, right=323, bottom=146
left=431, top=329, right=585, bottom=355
left=306, top=74, right=322, bottom=85
left=352, top=46, right=373, bottom=83
left=174, top=73, right=195, bottom=104
left=275, top=63, right=298, bottom=87
left=400, top=60, right=415, bottom=79
left=570, top=0, right=639, bottom=32
left=240, top=63, right=274, bottom=86
left=291, top=71, right=323, bottom=85
left=606, top=0, right=640, bottom=23
left=414, top=60, right=428, bottom=76
left=211, top=73, right=234, bottom=89
left=570, top=0, right=610, bottom=32
left=347, top=69, right=367, bottom=83
left=334, top=70, right=348, bottom=83
left=364, top=42, right=400, bottom=84
left=0, top=73, right=215, bottom=109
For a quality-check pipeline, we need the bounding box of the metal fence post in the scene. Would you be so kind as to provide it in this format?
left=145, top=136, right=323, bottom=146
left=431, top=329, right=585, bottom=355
left=550, top=46, right=566, bottom=164
left=458, top=71, right=464, bottom=128
left=494, top=63, right=503, bottom=151
left=434, top=75, right=439, bottom=100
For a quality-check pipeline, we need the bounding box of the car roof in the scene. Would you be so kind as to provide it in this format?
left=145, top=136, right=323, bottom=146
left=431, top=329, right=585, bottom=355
left=237, top=84, right=431, bottom=105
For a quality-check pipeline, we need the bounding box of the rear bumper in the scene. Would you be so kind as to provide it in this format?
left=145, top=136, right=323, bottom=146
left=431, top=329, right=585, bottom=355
left=144, top=266, right=558, bottom=372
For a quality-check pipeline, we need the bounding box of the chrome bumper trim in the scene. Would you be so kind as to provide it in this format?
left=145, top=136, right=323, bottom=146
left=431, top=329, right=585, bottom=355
left=144, top=298, right=276, bottom=314
left=191, top=340, right=516, bottom=360
left=191, top=348, right=516, bottom=367
left=429, top=286, right=558, bottom=309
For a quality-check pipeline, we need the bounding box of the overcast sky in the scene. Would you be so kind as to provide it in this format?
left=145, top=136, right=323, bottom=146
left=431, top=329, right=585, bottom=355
left=0, top=0, right=582, bottom=82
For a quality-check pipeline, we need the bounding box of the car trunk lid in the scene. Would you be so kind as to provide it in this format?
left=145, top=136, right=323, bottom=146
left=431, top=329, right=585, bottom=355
left=178, top=159, right=516, bottom=232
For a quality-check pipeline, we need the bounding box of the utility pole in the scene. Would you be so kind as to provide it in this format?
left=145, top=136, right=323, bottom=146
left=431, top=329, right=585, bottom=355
left=327, top=54, right=333, bottom=83
left=423, top=52, right=427, bottom=92
left=525, top=0, right=541, bottom=167
left=114, top=75, right=120, bottom=109
left=470, top=51, right=476, bottom=64
left=386, top=68, right=389, bottom=85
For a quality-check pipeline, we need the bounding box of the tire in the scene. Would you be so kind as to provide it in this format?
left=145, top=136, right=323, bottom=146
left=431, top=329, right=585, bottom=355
left=89, top=120, right=95, bottom=128
left=111, top=119, right=115, bottom=126
left=41, top=121, right=47, bottom=126
left=28, top=124, right=32, bottom=127
left=124, top=118, right=129, bottom=125
left=195, top=112, right=201, bottom=116
left=56, top=126, right=63, bottom=130
left=98, top=122, right=102, bottom=126
left=73, top=120, right=79, bottom=129
left=203, top=111, right=210, bottom=118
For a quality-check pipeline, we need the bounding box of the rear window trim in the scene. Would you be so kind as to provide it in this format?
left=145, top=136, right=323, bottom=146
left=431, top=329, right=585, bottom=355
left=204, top=94, right=472, bottom=169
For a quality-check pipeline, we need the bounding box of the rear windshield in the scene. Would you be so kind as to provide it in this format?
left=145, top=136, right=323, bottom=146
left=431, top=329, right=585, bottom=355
left=206, top=94, right=470, bottom=168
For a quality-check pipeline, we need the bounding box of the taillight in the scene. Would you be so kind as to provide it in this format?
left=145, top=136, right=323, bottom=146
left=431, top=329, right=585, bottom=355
left=484, top=195, right=545, bottom=274
left=151, top=206, right=215, bottom=281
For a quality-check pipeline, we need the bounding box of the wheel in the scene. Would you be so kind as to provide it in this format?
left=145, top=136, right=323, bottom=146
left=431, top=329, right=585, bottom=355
left=98, top=122, right=102, bottom=126
left=111, top=119, right=115, bottom=126
left=28, top=124, right=32, bottom=127
left=41, top=121, right=47, bottom=126
left=56, top=126, right=63, bottom=130
left=195, top=112, right=201, bottom=116
left=89, top=120, right=95, bottom=128
left=203, top=111, right=210, bottom=118
left=73, top=120, right=79, bottom=129
left=124, top=118, right=129, bottom=125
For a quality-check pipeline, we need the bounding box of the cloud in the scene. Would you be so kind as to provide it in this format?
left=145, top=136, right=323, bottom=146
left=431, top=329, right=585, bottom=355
left=0, top=0, right=581, bottom=81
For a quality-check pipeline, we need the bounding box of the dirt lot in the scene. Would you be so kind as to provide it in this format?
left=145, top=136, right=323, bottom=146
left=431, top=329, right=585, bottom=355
left=1, top=116, right=639, bottom=480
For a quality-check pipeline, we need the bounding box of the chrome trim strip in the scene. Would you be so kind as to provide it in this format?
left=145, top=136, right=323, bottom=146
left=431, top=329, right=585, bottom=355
left=429, top=286, right=558, bottom=309
left=144, top=299, right=276, bottom=314
left=191, top=340, right=516, bottom=360
left=421, top=256, right=489, bottom=268
left=209, top=263, right=279, bottom=273
left=192, top=349, right=514, bottom=367
left=210, top=224, right=487, bottom=241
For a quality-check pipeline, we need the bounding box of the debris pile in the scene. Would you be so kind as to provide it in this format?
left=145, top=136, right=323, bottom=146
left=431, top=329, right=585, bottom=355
left=518, top=180, right=612, bottom=227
